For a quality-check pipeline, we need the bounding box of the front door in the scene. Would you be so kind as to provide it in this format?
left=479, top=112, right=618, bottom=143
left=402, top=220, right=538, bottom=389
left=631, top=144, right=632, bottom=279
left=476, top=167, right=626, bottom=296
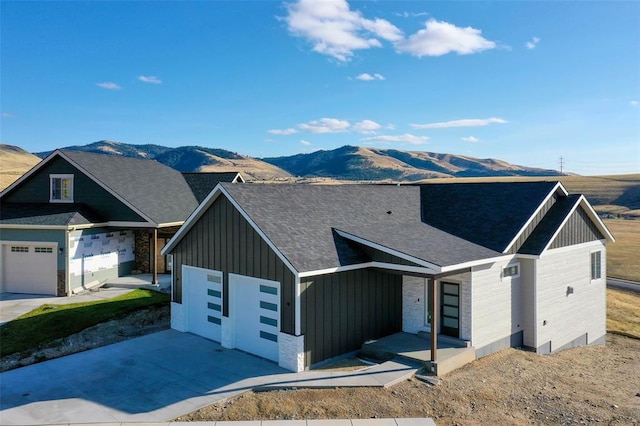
left=440, top=282, right=460, bottom=338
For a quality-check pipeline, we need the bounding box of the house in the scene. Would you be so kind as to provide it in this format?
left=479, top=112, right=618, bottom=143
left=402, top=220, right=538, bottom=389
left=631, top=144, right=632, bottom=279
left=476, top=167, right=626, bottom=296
left=0, top=149, right=243, bottom=296
left=162, top=181, right=614, bottom=373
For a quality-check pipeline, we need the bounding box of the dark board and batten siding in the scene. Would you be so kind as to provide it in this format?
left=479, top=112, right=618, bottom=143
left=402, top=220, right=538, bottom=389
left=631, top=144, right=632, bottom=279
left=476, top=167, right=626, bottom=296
left=549, top=206, right=604, bottom=249
left=507, top=193, right=558, bottom=254
left=300, top=269, right=402, bottom=367
left=172, top=195, right=296, bottom=335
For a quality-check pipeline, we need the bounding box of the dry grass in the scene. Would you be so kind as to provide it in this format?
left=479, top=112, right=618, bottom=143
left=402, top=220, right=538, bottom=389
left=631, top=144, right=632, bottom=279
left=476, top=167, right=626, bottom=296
left=605, top=219, right=640, bottom=282
left=607, top=288, right=640, bottom=338
left=0, top=144, right=41, bottom=191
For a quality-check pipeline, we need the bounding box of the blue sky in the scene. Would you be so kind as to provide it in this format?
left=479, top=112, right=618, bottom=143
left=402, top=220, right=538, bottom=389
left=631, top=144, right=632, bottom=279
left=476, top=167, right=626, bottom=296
left=1, top=1, right=638, bottom=175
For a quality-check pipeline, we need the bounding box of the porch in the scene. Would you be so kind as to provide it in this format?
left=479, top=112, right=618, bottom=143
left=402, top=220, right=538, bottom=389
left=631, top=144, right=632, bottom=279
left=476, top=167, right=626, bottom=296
left=361, top=332, right=476, bottom=377
left=104, top=273, right=172, bottom=294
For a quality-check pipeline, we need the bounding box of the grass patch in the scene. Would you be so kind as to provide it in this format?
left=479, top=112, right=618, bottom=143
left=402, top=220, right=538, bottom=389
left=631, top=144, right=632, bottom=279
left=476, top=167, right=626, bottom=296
left=0, top=289, right=169, bottom=357
left=607, top=288, right=640, bottom=339
left=605, top=219, right=640, bottom=282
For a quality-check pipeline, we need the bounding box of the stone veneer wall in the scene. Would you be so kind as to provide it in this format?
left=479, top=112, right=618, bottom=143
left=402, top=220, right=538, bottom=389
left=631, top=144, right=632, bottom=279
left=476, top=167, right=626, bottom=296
left=134, top=230, right=151, bottom=273
left=57, top=270, right=66, bottom=296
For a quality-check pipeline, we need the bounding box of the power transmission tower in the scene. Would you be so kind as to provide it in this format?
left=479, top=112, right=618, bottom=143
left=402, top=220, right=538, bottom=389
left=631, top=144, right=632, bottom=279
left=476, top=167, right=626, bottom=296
left=559, top=156, right=565, bottom=175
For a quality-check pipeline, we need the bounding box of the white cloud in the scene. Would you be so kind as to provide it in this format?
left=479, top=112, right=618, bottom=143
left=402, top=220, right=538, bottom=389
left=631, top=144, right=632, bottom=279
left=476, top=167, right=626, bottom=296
left=1, top=112, right=15, bottom=118
left=283, top=0, right=403, bottom=62
left=395, top=19, right=496, bottom=57
left=355, top=73, right=385, bottom=81
left=360, top=133, right=428, bottom=145
left=300, top=139, right=312, bottom=146
left=411, top=117, right=507, bottom=129
left=525, top=36, right=540, bottom=50
left=138, top=75, right=162, bottom=84
left=395, top=12, right=429, bottom=18
left=268, top=128, right=298, bottom=135
left=461, top=136, right=480, bottom=143
left=630, top=100, right=639, bottom=106
left=353, top=119, right=382, bottom=134
left=298, top=117, right=351, bottom=133
left=96, top=82, right=122, bottom=90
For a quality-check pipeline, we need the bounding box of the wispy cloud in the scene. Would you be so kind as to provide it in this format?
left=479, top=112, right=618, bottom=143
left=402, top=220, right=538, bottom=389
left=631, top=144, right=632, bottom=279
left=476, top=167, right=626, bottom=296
left=395, top=11, right=429, bottom=18
left=396, top=19, right=496, bottom=57
left=411, top=117, right=507, bottom=129
left=630, top=100, right=639, bottom=106
left=461, top=136, right=480, bottom=143
left=361, top=133, right=428, bottom=145
left=525, top=36, right=540, bottom=50
left=298, top=118, right=351, bottom=133
left=1, top=112, right=15, bottom=118
left=355, top=73, right=385, bottom=81
left=283, top=0, right=403, bottom=62
left=268, top=128, right=298, bottom=135
left=353, top=120, right=382, bottom=134
left=300, top=139, right=312, bottom=146
left=96, top=82, right=122, bottom=90
left=138, top=75, right=162, bottom=84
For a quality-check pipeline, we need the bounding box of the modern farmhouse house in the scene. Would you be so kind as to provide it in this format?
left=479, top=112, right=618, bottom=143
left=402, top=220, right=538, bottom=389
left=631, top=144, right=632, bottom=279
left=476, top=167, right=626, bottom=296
left=162, top=181, right=614, bottom=372
left=0, top=149, right=242, bottom=296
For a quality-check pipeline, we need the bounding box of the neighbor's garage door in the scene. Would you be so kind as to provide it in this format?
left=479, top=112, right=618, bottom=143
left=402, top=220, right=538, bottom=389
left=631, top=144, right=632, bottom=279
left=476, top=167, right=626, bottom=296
left=2, top=243, right=57, bottom=295
left=230, top=274, right=280, bottom=362
left=183, top=265, right=222, bottom=342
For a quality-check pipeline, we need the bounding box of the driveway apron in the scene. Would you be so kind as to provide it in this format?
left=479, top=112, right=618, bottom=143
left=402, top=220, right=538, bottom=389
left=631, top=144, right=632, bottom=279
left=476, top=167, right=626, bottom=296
left=0, top=330, right=288, bottom=425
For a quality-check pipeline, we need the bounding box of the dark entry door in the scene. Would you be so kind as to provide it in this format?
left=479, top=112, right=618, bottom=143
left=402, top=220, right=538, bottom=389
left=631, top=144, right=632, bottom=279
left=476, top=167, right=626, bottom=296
left=440, top=282, right=460, bottom=338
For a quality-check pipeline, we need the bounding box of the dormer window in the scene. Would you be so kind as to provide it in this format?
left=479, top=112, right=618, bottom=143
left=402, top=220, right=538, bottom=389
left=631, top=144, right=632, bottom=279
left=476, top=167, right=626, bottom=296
left=50, top=174, right=74, bottom=202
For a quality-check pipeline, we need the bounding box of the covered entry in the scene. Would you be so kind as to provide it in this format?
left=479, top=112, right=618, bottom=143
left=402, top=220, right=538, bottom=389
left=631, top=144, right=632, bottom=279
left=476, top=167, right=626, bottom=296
left=182, top=265, right=223, bottom=342
left=1, top=243, right=57, bottom=295
left=229, top=274, right=280, bottom=362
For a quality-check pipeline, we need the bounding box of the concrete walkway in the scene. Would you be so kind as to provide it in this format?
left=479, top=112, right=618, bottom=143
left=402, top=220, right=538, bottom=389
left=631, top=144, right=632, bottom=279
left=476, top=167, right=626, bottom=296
left=37, top=419, right=436, bottom=426
left=0, top=287, right=134, bottom=326
left=0, top=330, right=422, bottom=425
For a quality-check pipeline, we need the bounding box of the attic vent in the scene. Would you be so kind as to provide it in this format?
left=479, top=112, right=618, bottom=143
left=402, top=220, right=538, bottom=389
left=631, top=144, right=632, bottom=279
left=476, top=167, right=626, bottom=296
left=387, top=211, right=392, bottom=215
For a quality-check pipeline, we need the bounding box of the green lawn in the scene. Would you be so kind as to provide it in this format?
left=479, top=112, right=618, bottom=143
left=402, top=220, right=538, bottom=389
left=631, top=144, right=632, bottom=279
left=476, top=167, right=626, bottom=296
left=0, top=289, right=169, bottom=357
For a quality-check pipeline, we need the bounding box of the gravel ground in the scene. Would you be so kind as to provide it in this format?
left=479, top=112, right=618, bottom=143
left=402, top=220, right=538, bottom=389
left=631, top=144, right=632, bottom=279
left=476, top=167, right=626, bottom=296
left=177, top=334, right=640, bottom=425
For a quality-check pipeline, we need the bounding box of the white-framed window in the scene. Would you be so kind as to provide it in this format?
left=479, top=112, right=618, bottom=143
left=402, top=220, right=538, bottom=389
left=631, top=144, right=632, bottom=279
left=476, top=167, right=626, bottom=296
left=591, top=251, right=602, bottom=280
left=50, top=174, right=74, bottom=202
left=11, top=246, right=29, bottom=253
left=35, top=247, right=53, bottom=253
left=502, top=263, right=520, bottom=279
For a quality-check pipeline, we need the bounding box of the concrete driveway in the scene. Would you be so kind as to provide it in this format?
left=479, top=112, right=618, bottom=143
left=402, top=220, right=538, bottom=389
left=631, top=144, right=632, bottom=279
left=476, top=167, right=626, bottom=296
left=0, top=330, right=288, bottom=425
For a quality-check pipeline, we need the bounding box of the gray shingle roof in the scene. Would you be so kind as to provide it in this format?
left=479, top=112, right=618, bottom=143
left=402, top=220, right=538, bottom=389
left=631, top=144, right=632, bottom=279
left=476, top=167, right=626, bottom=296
left=0, top=203, right=105, bottom=226
left=182, top=172, right=241, bottom=203
left=222, top=183, right=501, bottom=273
left=336, top=222, right=501, bottom=268
left=518, top=195, right=582, bottom=255
left=61, top=150, right=199, bottom=225
left=420, top=181, right=559, bottom=252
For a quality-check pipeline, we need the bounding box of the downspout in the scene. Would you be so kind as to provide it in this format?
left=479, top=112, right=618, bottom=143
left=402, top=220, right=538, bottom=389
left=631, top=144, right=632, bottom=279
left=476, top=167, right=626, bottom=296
left=65, top=227, right=72, bottom=296
left=152, top=228, right=159, bottom=285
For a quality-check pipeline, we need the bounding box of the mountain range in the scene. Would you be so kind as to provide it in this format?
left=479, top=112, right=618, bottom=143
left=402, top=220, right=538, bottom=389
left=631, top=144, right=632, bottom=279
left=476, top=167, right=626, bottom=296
left=33, top=140, right=560, bottom=181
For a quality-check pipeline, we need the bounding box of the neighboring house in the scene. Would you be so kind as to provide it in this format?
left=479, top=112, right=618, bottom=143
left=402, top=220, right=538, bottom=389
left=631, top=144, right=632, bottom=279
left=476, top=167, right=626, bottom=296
left=162, top=181, right=614, bottom=373
left=0, top=149, right=242, bottom=296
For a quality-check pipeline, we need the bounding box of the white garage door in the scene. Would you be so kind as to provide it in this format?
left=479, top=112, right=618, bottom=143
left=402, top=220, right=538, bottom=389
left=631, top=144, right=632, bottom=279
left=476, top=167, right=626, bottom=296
left=230, top=274, right=280, bottom=362
left=2, top=243, right=57, bottom=295
left=183, top=265, right=222, bottom=342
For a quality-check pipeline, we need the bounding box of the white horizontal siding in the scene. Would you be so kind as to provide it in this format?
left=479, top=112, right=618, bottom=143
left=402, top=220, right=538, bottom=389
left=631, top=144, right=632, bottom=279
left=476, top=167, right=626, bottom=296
left=519, top=258, right=537, bottom=348
left=535, top=241, right=606, bottom=350
left=402, top=275, right=427, bottom=334
left=471, top=261, right=523, bottom=349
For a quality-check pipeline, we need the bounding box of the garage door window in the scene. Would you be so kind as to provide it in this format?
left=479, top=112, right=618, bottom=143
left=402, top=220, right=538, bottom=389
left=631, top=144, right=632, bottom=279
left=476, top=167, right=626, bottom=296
left=11, top=246, right=29, bottom=253
left=35, top=247, right=53, bottom=253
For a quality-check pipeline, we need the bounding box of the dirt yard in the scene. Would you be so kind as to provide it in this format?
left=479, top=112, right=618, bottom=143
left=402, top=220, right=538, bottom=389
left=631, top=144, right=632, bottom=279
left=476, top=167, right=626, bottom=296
left=177, top=333, right=640, bottom=425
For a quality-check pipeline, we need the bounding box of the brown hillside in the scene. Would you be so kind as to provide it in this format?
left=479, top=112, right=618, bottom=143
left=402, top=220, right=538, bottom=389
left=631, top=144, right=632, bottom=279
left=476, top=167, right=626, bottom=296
left=0, top=144, right=41, bottom=191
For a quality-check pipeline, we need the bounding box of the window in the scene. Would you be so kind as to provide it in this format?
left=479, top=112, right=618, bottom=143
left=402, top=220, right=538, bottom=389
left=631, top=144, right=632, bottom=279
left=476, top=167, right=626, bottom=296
left=35, top=247, right=53, bottom=253
left=11, top=246, right=29, bottom=253
left=591, top=251, right=602, bottom=280
left=50, top=174, right=74, bottom=202
left=503, top=263, right=520, bottom=279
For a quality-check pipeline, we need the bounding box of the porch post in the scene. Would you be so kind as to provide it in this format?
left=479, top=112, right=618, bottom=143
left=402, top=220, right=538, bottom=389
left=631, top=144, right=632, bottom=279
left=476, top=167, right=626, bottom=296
left=152, top=228, right=159, bottom=285
left=431, top=277, right=438, bottom=362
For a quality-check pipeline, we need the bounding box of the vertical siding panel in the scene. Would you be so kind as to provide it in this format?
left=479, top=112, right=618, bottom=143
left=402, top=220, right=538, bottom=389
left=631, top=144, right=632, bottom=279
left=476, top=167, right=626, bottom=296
left=323, top=276, right=333, bottom=362
left=339, top=272, right=349, bottom=354
left=240, top=216, right=248, bottom=276
left=232, top=208, right=240, bottom=272
left=314, top=278, right=324, bottom=362
left=354, top=273, right=362, bottom=347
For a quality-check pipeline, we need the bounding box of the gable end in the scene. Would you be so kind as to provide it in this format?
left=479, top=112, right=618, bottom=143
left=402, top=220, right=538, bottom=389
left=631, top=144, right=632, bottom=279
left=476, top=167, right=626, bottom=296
left=549, top=206, right=604, bottom=250
left=507, top=192, right=559, bottom=254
